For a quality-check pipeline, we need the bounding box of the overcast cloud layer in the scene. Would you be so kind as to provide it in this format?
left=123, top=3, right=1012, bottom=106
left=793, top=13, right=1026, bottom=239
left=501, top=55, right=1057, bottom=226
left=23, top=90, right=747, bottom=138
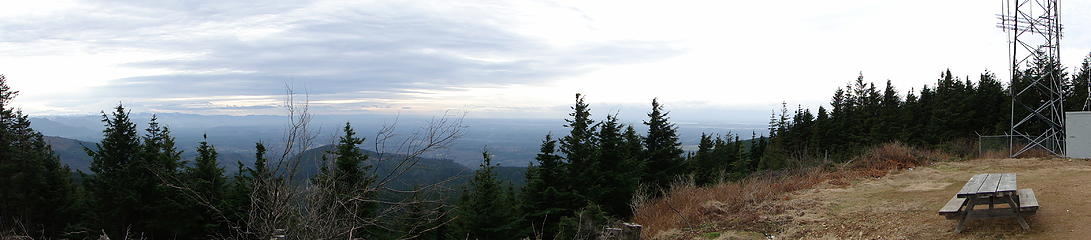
left=3, top=0, right=1091, bottom=123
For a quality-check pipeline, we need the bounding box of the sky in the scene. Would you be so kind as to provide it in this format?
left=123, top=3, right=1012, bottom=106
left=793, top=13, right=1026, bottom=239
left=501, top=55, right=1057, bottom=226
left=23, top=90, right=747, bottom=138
left=3, top=0, right=1091, bottom=124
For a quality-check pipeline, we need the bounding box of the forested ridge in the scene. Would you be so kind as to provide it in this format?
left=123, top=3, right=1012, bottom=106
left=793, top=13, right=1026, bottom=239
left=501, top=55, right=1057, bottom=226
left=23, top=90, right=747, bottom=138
left=3, top=54, right=1091, bottom=239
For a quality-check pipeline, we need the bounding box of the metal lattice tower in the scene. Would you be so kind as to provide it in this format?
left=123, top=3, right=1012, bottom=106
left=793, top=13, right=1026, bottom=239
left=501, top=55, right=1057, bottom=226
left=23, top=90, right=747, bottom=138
left=1085, top=74, right=1091, bottom=111
left=1085, top=53, right=1091, bottom=111
left=996, top=0, right=1065, bottom=157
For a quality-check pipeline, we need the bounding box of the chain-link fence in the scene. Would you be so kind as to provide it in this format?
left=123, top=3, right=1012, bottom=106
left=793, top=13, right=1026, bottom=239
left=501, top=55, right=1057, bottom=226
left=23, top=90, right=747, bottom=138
left=978, top=135, right=1035, bottom=158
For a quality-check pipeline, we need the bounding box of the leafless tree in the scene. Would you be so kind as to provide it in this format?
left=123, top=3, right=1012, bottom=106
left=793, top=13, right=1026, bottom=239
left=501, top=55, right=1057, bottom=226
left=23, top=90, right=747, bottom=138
left=163, top=87, right=466, bottom=239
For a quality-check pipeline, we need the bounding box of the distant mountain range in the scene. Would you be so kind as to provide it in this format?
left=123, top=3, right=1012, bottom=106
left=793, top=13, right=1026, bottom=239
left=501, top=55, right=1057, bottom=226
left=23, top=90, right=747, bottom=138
left=286, top=144, right=527, bottom=189
left=43, top=136, right=96, bottom=172
left=32, top=113, right=766, bottom=169
left=44, top=135, right=251, bottom=173
left=43, top=135, right=527, bottom=190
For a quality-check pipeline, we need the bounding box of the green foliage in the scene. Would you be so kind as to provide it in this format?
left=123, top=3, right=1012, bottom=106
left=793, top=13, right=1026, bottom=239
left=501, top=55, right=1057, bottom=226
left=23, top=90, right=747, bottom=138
left=557, top=202, right=613, bottom=240
left=0, top=75, right=81, bottom=238
left=331, top=122, right=374, bottom=200
left=520, top=134, right=574, bottom=239
left=643, top=98, right=685, bottom=190
left=84, top=105, right=148, bottom=236
left=690, top=133, right=743, bottom=185
left=317, top=122, right=377, bottom=220
left=454, top=151, right=518, bottom=239
left=758, top=65, right=1073, bottom=169
left=592, top=115, right=641, bottom=217
left=560, top=93, right=599, bottom=200
left=184, top=134, right=228, bottom=236
left=83, top=106, right=203, bottom=238
left=1067, top=53, right=1091, bottom=111
left=191, top=135, right=225, bottom=204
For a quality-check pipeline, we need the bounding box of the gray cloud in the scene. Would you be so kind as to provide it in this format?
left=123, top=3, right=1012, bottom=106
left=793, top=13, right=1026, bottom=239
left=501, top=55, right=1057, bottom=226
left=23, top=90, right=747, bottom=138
left=4, top=0, right=681, bottom=105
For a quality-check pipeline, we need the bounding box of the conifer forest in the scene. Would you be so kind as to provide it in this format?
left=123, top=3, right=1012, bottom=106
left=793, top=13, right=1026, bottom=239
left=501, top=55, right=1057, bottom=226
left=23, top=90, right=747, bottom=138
left=3, top=54, right=1090, bottom=239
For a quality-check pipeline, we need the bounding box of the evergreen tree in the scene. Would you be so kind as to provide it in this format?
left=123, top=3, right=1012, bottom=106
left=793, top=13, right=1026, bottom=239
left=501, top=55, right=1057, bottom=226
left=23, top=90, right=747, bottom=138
left=729, top=135, right=746, bottom=179
left=593, top=114, right=639, bottom=217
left=770, top=69, right=1018, bottom=161
left=84, top=104, right=146, bottom=237
left=329, top=122, right=376, bottom=212
left=225, top=142, right=268, bottom=230
left=642, top=98, right=684, bottom=190
left=620, top=125, right=646, bottom=184
left=901, top=88, right=926, bottom=144
left=691, top=133, right=716, bottom=186
left=974, top=72, right=1008, bottom=135
left=253, top=142, right=269, bottom=178
left=813, top=106, right=831, bottom=156
left=521, top=134, right=574, bottom=239
left=0, top=75, right=81, bottom=238
left=140, top=117, right=193, bottom=236
left=187, top=134, right=227, bottom=236
left=875, top=80, right=903, bottom=142
left=1066, top=53, right=1091, bottom=111
left=560, top=93, right=598, bottom=200
left=746, top=132, right=765, bottom=172
left=759, top=104, right=791, bottom=170
left=454, top=151, right=517, bottom=240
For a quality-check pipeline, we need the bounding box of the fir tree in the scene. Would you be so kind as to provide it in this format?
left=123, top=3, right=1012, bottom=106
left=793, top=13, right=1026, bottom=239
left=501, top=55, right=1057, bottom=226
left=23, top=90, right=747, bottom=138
left=875, top=80, right=902, bottom=142
left=642, top=98, right=684, bottom=190
left=253, top=142, right=269, bottom=178
left=84, top=104, right=146, bottom=237
left=454, top=151, right=516, bottom=239
left=191, top=135, right=225, bottom=203
left=0, top=75, right=80, bottom=238
left=593, top=114, right=639, bottom=217
left=691, top=133, right=716, bottom=186
left=186, top=134, right=227, bottom=236
left=521, top=134, right=573, bottom=239
left=560, top=93, right=598, bottom=200
left=140, top=116, right=192, bottom=236
left=329, top=122, right=375, bottom=206
left=620, top=125, right=646, bottom=183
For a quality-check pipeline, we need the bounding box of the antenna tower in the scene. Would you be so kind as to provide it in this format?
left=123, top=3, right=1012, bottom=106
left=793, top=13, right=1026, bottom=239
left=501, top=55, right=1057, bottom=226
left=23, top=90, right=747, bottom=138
left=997, top=0, right=1065, bottom=157
left=1085, top=53, right=1091, bottom=111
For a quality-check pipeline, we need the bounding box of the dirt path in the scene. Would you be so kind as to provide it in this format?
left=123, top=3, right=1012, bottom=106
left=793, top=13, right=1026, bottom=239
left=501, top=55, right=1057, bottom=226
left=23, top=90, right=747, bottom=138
left=764, top=158, right=1091, bottom=239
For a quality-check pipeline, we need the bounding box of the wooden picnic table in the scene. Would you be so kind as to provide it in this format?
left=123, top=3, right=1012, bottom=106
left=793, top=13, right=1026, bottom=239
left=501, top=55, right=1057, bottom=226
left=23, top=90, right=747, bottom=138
left=937, top=173, right=1039, bottom=233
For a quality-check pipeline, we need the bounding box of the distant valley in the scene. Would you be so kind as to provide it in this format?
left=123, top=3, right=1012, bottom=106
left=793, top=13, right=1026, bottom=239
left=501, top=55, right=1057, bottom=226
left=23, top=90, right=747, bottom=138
left=33, top=113, right=765, bottom=170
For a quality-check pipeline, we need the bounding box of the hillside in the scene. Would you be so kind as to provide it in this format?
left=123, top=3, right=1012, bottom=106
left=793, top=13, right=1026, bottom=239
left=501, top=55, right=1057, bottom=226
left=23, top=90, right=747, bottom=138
left=287, top=144, right=526, bottom=190
left=637, top=157, right=1091, bottom=239
left=43, top=136, right=526, bottom=190
left=45, top=136, right=250, bottom=173
left=43, top=136, right=96, bottom=172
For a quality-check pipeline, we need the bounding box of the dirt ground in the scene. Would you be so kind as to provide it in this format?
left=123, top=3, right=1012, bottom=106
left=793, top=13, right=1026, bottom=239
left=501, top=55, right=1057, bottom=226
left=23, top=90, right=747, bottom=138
left=753, top=157, right=1091, bottom=239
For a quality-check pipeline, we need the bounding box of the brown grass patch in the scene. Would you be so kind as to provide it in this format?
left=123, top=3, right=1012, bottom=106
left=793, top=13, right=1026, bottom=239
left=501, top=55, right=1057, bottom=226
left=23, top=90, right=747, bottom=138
left=630, top=142, right=945, bottom=239
left=848, top=141, right=950, bottom=172
left=630, top=170, right=825, bottom=239
left=979, top=143, right=1055, bottom=159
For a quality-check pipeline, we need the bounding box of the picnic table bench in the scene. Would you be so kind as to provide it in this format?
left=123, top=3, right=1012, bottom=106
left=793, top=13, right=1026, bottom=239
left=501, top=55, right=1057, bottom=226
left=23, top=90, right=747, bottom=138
left=937, top=173, right=1039, bottom=233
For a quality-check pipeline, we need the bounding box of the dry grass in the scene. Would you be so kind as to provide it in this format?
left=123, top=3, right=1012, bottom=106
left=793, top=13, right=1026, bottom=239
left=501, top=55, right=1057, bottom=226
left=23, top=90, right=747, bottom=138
left=630, top=142, right=949, bottom=239
left=630, top=170, right=825, bottom=239
left=847, top=141, right=951, bottom=176
left=979, top=143, right=1054, bottom=159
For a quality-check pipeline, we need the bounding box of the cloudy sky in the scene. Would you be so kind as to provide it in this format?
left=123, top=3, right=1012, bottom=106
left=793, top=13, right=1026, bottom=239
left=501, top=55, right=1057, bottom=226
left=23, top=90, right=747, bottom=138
left=3, top=0, right=1091, bottom=123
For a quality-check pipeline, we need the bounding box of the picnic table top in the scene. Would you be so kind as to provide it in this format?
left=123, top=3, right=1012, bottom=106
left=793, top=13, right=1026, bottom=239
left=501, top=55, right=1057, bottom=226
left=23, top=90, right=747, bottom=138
left=956, top=173, right=1017, bottom=198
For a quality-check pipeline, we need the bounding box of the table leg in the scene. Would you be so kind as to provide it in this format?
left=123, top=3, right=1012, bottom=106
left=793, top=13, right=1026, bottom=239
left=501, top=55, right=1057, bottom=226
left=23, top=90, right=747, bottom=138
left=1005, top=195, right=1030, bottom=231
left=956, top=197, right=976, bottom=233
